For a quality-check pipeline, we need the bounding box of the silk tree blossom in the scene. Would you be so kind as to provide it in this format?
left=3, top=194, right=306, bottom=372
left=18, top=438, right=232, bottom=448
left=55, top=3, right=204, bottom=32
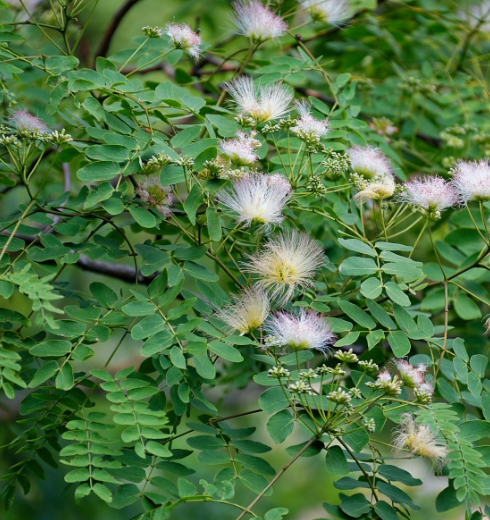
left=348, top=146, right=393, bottom=179
left=367, top=370, right=402, bottom=395
left=393, top=414, right=448, bottom=467
left=218, top=173, right=291, bottom=227
left=165, top=23, right=202, bottom=60
left=394, top=359, right=426, bottom=388
left=219, top=131, right=261, bottom=167
left=12, top=110, right=49, bottom=136
left=298, top=0, right=352, bottom=24
left=225, top=77, right=293, bottom=123
left=451, top=159, right=490, bottom=202
left=246, top=230, right=324, bottom=303
left=291, top=101, right=329, bottom=143
left=354, top=174, right=396, bottom=202
left=216, top=286, right=270, bottom=334
left=264, top=309, right=336, bottom=354
left=136, top=177, right=173, bottom=217
left=398, top=176, right=458, bottom=214
left=230, top=1, right=288, bottom=41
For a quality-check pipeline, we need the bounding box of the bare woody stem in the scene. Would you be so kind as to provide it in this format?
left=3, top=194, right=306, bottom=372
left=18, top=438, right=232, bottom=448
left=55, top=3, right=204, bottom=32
left=95, top=0, right=143, bottom=61
left=234, top=437, right=318, bottom=520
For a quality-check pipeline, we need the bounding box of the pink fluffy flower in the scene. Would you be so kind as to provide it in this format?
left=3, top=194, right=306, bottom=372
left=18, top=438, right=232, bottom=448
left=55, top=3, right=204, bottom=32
left=451, top=159, right=490, bottom=202
left=12, top=110, right=49, bottom=135
left=348, top=145, right=393, bottom=179
left=231, top=1, right=288, bottom=41
left=165, top=23, right=202, bottom=60
left=399, top=176, right=458, bottom=213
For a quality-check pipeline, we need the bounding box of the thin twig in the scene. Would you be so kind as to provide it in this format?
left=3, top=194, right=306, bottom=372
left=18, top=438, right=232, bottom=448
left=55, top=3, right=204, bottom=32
left=95, top=0, right=142, bottom=61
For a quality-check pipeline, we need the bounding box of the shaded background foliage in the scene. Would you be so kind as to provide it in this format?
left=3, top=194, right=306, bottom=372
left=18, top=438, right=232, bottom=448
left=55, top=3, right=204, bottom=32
left=1, top=1, right=490, bottom=519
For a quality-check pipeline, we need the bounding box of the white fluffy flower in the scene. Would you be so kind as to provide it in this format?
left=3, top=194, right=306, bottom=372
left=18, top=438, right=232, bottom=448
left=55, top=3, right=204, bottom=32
left=231, top=0, right=288, bottom=41
left=291, top=101, right=329, bottom=141
left=451, top=159, right=490, bottom=202
left=12, top=110, right=49, bottom=135
left=298, top=0, right=352, bottom=24
left=265, top=309, right=336, bottom=354
left=348, top=146, right=393, bottom=179
left=246, top=230, right=324, bottom=303
left=219, top=131, right=260, bottom=166
left=399, top=176, right=458, bottom=213
left=216, top=286, right=270, bottom=334
left=225, top=77, right=293, bottom=123
left=136, top=177, right=173, bottom=216
left=354, top=175, right=396, bottom=202
left=165, top=23, right=202, bottom=60
left=218, top=173, right=291, bottom=226
left=393, top=414, right=448, bottom=467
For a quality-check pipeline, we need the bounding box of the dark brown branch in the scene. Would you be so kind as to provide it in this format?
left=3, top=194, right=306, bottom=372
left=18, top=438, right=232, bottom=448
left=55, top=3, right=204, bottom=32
left=0, top=230, right=154, bottom=284
left=95, top=0, right=142, bottom=61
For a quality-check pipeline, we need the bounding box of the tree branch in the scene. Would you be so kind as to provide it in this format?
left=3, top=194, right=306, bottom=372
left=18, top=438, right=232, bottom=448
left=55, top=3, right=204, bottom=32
left=95, top=0, right=143, bottom=61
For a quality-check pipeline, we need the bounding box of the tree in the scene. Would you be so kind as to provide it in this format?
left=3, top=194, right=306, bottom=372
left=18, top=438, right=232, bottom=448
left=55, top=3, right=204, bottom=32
left=1, top=1, right=490, bottom=519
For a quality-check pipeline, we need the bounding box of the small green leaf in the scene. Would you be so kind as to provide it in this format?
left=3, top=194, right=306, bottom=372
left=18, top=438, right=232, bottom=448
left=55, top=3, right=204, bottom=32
left=388, top=331, right=411, bottom=357
left=338, top=300, right=376, bottom=329
left=266, top=410, right=294, bottom=444
left=183, top=184, right=203, bottom=225
left=259, top=387, right=291, bottom=414
left=339, top=257, right=378, bottom=276
left=338, top=238, right=376, bottom=257
left=208, top=341, right=243, bottom=362
left=360, top=277, right=383, bottom=299
left=385, top=282, right=411, bottom=307
left=85, top=145, right=130, bottom=162
left=206, top=207, right=222, bottom=242
left=30, top=340, right=72, bottom=357
left=339, top=493, right=371, bottom=518
left=325, top=446, right=349, bottom=477
left=129, top=206, right=157, bottom=228
left=77, top=161, right=120, bottom=182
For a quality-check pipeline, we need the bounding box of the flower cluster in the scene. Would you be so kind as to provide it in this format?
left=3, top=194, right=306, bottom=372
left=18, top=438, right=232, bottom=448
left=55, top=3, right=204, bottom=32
left=450, top=159, right=490, bottom=202
left=141, top=152, right=174, bottom=175
left=230, top=1, right=288, bottom=41
left=291, top=101, right=329, bottom=145
left=264, top=309, right=336, bottom=354
left=225, top=77, right=293, bottom=124
left=348, top=146, right=396, bottom=202
left=218, top=173, right=291, bottom=227
left=165, top=23, right=202, bottom=60
left=348, top=145, right=393, bottom=179
left=246, top=230, right=324, bottom=303
left=216, top=286, right=270, bottom=334
left=219, top=131, right=261, bottom=167
left=299, top=0, right=352, bottom=24
left=136, top=177, right=173, bottom=216
left=394, top=359, right=433, bottom=403
left=142, top=26, right=162, bottom=38
left=398, top=176, right=458, bottom=216
left=322, top=149, right=351, bottom=181
left=393, top=414, right=448, bottom=467
left=11, top=110, right=49, bottom=138
left=367, top=370, right=402, bottom=396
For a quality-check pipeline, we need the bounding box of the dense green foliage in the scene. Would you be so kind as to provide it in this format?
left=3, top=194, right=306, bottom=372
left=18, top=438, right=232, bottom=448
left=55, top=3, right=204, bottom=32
left=1, top=1, right=490, bottom=519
